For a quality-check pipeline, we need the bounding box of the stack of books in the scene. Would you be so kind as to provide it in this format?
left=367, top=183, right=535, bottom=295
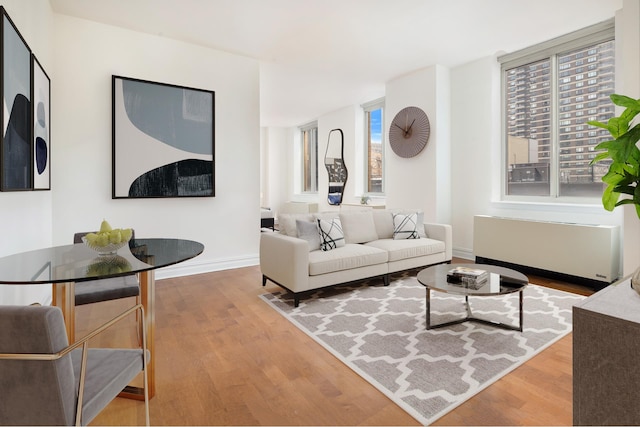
left=446, top=266, right=488, bottom=285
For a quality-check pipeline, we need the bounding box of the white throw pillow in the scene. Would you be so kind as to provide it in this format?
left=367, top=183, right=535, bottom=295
left=391, top=209, right=427, bottom=238
left=392, top=213, right=420, bottom=240
left=339, top=210, right=378, bottom=244
left=317, top=218, right=345, bottom=251
left=296, top=219, right=320, bottom=251
left=278, top=213, right=314, bottom=236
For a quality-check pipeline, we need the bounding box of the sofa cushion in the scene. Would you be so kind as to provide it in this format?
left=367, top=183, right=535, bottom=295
left=393, top=213, right=420, bottom=239
left=372, top=210, right=394, bottom=239
left=296, top=220, right=320, bottom=251
left=308, top=244, right=388, bottom=276
left=318, top=218, right=345, bottom=251
left=313, top=212, right=339, bottom=221
left=365, top=238, right=445, bottom=262
left=278, top=213, right=315, bottom=237
left=339, top=210, right=378, bottom=244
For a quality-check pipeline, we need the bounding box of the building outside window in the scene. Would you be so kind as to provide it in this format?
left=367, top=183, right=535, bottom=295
left=500, top=20, right=614, bottom=199
left=300, top=122, right=318, bottom=193
left=362, top=98, right=384, bottom=194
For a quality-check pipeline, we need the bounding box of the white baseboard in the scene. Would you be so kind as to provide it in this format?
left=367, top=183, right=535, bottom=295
left=453, top=247, right=474, bottom=261
left=155, top=253, right=260, bottom=281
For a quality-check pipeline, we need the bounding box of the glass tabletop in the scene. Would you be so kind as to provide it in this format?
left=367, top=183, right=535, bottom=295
left=417, top=263, right=528, bottom=296
left=0, top=238, right=204, bottom=284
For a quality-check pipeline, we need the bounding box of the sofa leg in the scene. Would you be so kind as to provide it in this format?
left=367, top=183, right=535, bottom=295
left=262, top=275, right=267, bottom=287
left=383, top=274, right=390, bottom=286
left=294, top=295, right=300, bottom=307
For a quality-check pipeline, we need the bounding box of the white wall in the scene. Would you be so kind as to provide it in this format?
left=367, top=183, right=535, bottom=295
left=51, top=14, right=261, bottom=277
left=449, top=43, right=625, bottom=262
left=0, top=0, right=55, bottom=305
left=267, top=28, right=630, bottom=271
left=450, top=56, right=501, bottom=257
left=385, top=65, right=451, bottom=224
left=264, top=64, right=453, bottom=229
left=261, top=105, right=364, bottom=216
left=2, top=5, right=262, bottom=306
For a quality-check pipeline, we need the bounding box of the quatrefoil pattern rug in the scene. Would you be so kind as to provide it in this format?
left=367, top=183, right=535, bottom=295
left=260, top=273, right=584, bottom=425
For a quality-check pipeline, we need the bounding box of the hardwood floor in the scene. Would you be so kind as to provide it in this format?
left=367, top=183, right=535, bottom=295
left=81, top=259, right=594, bottom=426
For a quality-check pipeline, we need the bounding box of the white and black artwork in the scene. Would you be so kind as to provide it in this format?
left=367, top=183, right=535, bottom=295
left=112, top=75, right=215, bottom=198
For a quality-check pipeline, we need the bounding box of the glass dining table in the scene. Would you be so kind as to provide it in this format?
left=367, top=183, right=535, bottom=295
left=0, top=237, right=204, bottom=399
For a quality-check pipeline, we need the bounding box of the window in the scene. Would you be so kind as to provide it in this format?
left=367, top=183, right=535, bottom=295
left=300, top=122, right=318, bottom=193
left=500, top=19, right=614, bottom=199
left=362, top=98, right=385, bottom=194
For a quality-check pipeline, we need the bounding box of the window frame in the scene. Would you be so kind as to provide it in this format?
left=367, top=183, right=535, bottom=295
left=299, top=121, right=318, bottom=194
left=498, top=18, right=615, bottom=204
left=362, top=97, right=385, bottom=196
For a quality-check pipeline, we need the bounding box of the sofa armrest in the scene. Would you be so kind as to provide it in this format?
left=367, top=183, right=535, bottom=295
left=424, top=223, right=452, bottom=261
left=260, top=232, right=310, bottom=291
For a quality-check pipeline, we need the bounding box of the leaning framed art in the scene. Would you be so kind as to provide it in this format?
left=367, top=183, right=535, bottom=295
left=32, top=55, right=50, bottom=190
left=1, top=7, right=33, bottom=191
left=112, top=75, right=215, bottom=198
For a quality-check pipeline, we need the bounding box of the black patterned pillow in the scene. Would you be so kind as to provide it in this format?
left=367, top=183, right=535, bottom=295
left=317, top=218, right=345, bottom=251
left=392, top=213, right=420, bottom=240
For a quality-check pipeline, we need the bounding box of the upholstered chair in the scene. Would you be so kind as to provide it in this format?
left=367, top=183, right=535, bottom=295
left=0, top=304, right=149, bottom=426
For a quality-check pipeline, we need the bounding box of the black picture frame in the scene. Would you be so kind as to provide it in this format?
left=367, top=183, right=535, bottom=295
left=32, top=54, right=50, bottom=190
left=112, top=75, right=215, bottom=199
left=0, top=6, right=33, bottom=191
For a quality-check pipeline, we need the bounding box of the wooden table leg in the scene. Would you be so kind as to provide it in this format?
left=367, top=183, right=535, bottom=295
left=139, top=269, right=155, bottom=398
left=52, top=271, right=156, bottom=399
left=52, top=282, right=75, bottom=343
left=118, top=269, right=156, bottom=400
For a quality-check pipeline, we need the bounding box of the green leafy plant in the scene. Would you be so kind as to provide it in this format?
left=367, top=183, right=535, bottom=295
left=588, top=94, right=640, bottom=219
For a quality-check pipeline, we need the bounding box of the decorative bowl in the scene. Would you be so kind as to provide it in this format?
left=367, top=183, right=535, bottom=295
left=82, top=235, right=131, bottom=255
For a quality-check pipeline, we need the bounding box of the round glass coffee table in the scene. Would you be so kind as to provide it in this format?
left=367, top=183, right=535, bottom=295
left=417, top=263, right=528, bottom=331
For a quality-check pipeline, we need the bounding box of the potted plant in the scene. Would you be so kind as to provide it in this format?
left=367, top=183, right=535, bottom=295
left=589, top=93, right=640, bottom=291
left=589, top=94, right=640, bottom=218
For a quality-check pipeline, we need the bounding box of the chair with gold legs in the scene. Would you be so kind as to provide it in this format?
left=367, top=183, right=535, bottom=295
left=0, top=304, right=150, bottom=426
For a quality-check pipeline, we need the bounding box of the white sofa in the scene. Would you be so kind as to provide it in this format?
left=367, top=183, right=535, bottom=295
left=260, top=209, right=452, bottom=306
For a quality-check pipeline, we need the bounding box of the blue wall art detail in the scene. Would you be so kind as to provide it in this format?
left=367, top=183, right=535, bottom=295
left=1, top=9, right=32, bottom=191
left=112, top=75, right=215, bottom=198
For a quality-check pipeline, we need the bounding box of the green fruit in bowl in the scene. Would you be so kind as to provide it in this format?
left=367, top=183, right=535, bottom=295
left=84, top=233, right=99, bottom=245
left=96, top=233, right=109, bottom=247
left=84, top=220, right=132, bottom=250
left=109, top=229, right=122, bottom=244
left=100, top=219, right=112, bottom=233
left=120, top=228, right=133, bottom=241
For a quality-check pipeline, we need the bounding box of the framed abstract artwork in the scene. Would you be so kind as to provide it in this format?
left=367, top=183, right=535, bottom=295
left=32, top=55, right=50, bottom=190
left=112, top=75, right=215, bottom=198
left=0, top=7, right=32, bottom=191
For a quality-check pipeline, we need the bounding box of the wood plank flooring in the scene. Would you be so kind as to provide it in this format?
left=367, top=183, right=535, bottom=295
left=80, top=259, right=594, bottom=426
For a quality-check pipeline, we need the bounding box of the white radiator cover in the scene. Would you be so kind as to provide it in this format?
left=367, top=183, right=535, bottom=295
left=473, top=215, right=620, bottom=283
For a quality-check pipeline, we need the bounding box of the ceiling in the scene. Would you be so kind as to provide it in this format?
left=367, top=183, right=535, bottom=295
left=49, top=0, right=623, bottom=127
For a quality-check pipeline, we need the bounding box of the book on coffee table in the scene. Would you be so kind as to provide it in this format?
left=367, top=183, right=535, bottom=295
left=446, top=266, right=488, bottom=285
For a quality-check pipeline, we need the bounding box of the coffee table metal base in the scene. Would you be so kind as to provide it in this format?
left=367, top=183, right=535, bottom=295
left=426, top=289, right=524, bottom=332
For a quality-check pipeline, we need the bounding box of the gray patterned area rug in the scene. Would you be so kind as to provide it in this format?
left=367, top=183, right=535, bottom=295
left=260, top=272, right=585, bottom=425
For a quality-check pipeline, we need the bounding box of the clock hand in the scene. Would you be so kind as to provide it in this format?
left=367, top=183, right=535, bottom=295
left=405, top=119, right=416, bottom=137
left=394, top=123, right=409, bottom=137
left=393, top=123, right=405, bottom=132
